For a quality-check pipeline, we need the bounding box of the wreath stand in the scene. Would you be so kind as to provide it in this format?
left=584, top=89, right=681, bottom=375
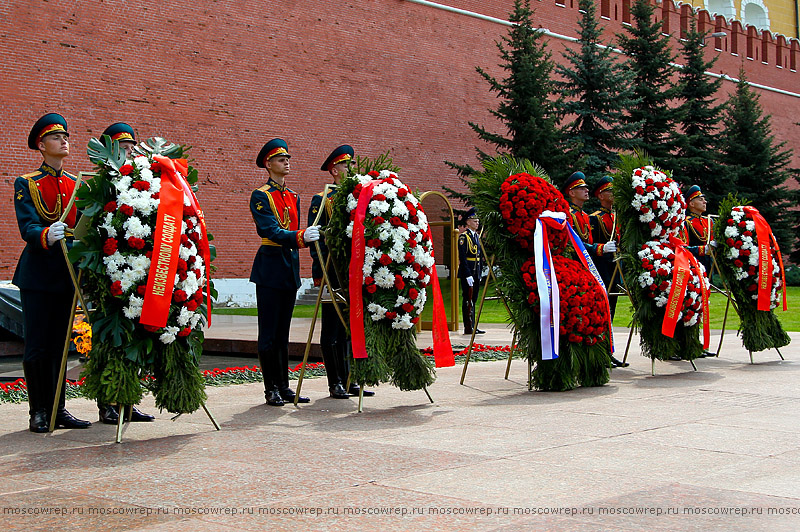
left=292, top=185, right=434, bottom=412
left=458, top=251, right=529, bottom=388
left=49, top=172, right=220, bottom=443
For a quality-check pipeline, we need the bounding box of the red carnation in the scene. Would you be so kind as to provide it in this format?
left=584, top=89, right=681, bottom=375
left=385, top=311, right=397, bottom=319
left=379, top=254, right=392, bottom=266
left=404, top=252, right=414, bottom=263
left=367, top=171, right=379, bottom=178
left=373, top=217, right=386, bottom=225
left=373, top=194, right=386, bottom=201
left=110, top=281, right=123, bottom=296
left=394, top=275, right=405, bottom=290
left=183, top=205, right=196, bottom=217
left=185, top=300, right=199, bottom=311
left=411, top=317, right=420, bottom=324
left=137, top=285, right=147, bottom=295
left=132, top=180, right=150, bottom=191
left=173, top=289, right=188, bottom=303
left=178, top=328, right=191, bottom=337
left=366, top=285, right=378, bottom=294
left=104, top=201, right=118, bottom=212
left=408, top=288, right=419, bottom=299
left=193, top=290, right=203, bottom=302
left=119, top=164, right=134, bottom=176
left=103, top=238, right=118, bottom=255
left=402, top=303, right=414, bottom=313
left=127, top=237, right=145, bottom=250
left=397, top=188, right=408, bottom=198
left=150, top=160, right=162, bottom=173
left=365, top=276, right=375, bottom=285
left=120, top=204, right=134, bottom=216
left=734, top=259, right=744, bottom=268
left=151, top=193, right=160, bottom=200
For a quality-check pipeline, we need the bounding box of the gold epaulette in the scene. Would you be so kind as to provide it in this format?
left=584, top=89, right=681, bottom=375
left=20, top=171, right=41, bottom=179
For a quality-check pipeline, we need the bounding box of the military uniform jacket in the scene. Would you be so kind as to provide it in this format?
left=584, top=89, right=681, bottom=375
left=13, top=163, right=78, bottom=292
left=678, top=214, right=712, bottom=258
left=570, top=203, right=606, bottom=257
left=590, top=207, right=619, bottom=283
left=308, top=186, right=336, bottom=284
left=457, top=230, right=483, bottom=280
left=249, top=179, right=307, bottom=290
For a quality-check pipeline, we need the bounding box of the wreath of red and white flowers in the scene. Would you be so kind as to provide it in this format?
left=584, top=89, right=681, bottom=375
left=99, top=156, right=208, bottom=344
left=630, top=166, right=686, bottom=240
left=344, top=171, right=435, bottom=329
left=521, top=254, right=610, bottom=345
left=723, top=207, right=782, bottom=308
left=637, top=241, right=704, bottom=326
left=499, top=173, right=570, bottom=253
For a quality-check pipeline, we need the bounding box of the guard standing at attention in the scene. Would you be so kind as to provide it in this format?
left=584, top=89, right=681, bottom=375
left=14, top=113, right=92, bottom=432
left=251, top=138, right=319, bottom=406
left=563, top=171, right=617, bottom=261
left=458, top=208, right=484, bottom=336
left=95, top=122, right=155, bottom=424
left=680, top=185, right=715, bottom=272
left=589, top=176, right=628, bottom=368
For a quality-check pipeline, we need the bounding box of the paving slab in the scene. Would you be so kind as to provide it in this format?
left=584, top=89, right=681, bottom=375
left=0, top=328, right=797, bottom=531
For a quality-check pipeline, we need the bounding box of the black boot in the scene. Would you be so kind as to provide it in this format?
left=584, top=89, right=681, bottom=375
left=23, top=361, right=48, bottom=433
left=320, top=342, right=342, bottom=390
left=51, top=362, right=91, bottom=429
left=98, top=403, right=120, bottom=424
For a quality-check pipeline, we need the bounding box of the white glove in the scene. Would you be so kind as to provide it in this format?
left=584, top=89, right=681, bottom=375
left=603, top=241, right=617, bottom=254
left=709, top=240, right=718, bottom=248
left=303, top=225, right=320, bottom=243
left=466, top=276, right=474, bottom=287
left=47, top=221, right=67, bottom=246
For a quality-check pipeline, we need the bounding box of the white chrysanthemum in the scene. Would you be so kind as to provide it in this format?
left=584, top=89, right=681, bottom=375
left=392, top=313, right=413, bottom=330
left=123, top=216, right=152, bottom=239
left=724, top=226, right=738, bottom=238
left=368, top=200, right=390, bottom=216
left=177, top=306, right=193, bottom=327
left=391, top=199, right=409, bottom=217
left=123, top=296, right=144, bottom=319
left=373, top=267, right=394, bottom=289
left=345, top=221, right=354, bottom=238
left=103, top=252, right=125, bottom=274
left=159, top=326, right=180, bottom=345
left=655, top=295, right=669, bottom=308
left=99, top=212, right=117, bottom=238
left=133, top=156, right=150, bottom=169
left=346, top=195, right=358, bottom=212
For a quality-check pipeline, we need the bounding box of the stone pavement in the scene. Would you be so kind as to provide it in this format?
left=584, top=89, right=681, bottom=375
left=0, top=327, right=798, bottom=531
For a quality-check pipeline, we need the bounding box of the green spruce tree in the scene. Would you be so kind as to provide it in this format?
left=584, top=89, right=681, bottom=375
left=616, top=0, right=680, bottom=169
left=445, top=0, right=572, bottom=206
left=555, top=0, right=639, bottom=185
left=719, top=70, right=795, bottom=252
left=668, top=21, right=728, bottom=210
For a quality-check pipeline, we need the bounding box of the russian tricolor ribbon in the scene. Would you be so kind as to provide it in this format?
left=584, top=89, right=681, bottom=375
left=533, top=212, right=562, bottom=360
left=741, top=206, right=787, bottom=312
left=563, top=217, right=615, bottom=355
left=663, top=236, right=710, bottom=349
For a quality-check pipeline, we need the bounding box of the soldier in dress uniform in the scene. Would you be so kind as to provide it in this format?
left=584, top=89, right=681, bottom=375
left=13, top=113, right=92, bottom=432
left=563, top=171, right=617, bottom=260
left=250, top=138, right=319, bottom=406
left=680, top=185, right=715, bottom=272
left=589, top=176, right=628, bottom=368
left=457, top=208, right=484, bottom=336
left=94, top=122, right=155, bottom=424
left=309, top=145, right=373, bottom=399
left=679, top=185, right=717, bottom=358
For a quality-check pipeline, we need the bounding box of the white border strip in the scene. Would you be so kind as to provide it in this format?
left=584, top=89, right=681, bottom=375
left=404, top=0, right=800, bottom=99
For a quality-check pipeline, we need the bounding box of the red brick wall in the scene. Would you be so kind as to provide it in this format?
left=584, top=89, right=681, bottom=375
left=1, top=0, right=797, bottom=281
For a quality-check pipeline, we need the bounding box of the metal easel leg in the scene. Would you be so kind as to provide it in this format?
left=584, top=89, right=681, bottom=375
left=294, top=281, right=324, bottom=406
left=422, top=385, right=434, bottom=404
left=49, top=290, right=80, bottom=433
left=201, top=402, right=221, bottom=430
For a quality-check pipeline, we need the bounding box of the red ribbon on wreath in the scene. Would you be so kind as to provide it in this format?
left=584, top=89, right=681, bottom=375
left=663, top=236, right=710, bottom=348
left=741, top=206, right=787, bottom=312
